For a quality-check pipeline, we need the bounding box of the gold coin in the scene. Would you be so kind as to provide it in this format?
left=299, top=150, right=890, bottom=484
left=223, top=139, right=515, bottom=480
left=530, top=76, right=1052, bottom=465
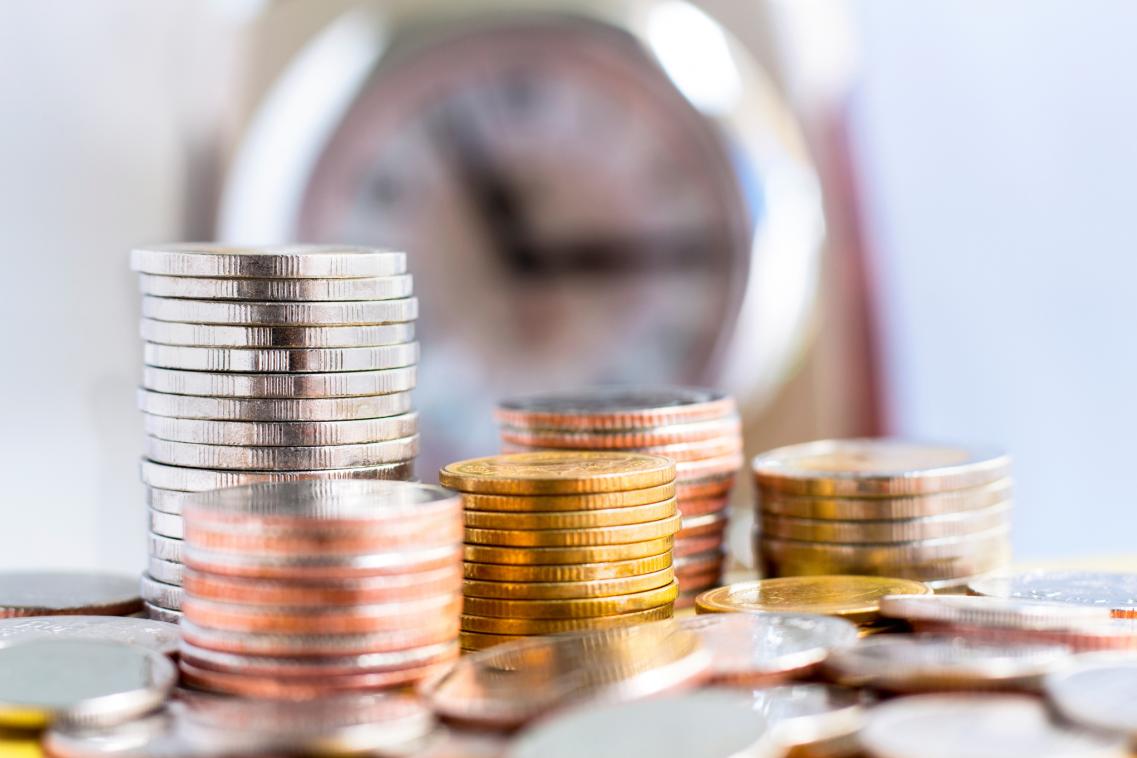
left=463, top=568, right=675, bottom=601
left=462, top=483, right=677, bottom=512
left=463, top=554, right=673, bottom=583
left=695, top=576, right=931, bottom=624
left=464, top=514, right=681, bottom=548
left=464, top=498, right=678, bottom=529
left=463, top=537, right=673, bottom=565
left=758, top=503, right=1012, bottom=544
left=439, top=452, right=675, bottom=495
left=757, top=479, right=1013, bottom=520
left=460, top=605, right=674, bottom=635
left=758, top=528, right=1010, bottom=566
left=462, top=581, right=677, bottom=619
left=760, top=544, right=1012, bottom=584
left=458, top=630, right=526, bottom=652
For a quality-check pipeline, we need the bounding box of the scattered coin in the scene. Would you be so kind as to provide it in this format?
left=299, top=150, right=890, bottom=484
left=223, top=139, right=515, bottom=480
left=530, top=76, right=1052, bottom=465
left=1046, top=658, right=1137, bottom=740
left=878, top=594, right=1115, bottom=630
left=747, top=684, right=865, bottom=754
left=695, top=576, right=931, bottom=626
left=969, top=570, right=1137, bottom=618
left=0, top=616, right=180, bottom=656
left=0, top=572, right=142, bottom=618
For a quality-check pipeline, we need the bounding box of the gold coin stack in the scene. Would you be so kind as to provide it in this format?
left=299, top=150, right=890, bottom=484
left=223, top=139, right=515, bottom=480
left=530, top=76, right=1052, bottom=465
left=438, top=451, right=681, bottom=652
left=129, top=244, right=420, bottom=622
left=753, top=439, right=1013, bottom=591
left=495, top=387, right=741, bottom=609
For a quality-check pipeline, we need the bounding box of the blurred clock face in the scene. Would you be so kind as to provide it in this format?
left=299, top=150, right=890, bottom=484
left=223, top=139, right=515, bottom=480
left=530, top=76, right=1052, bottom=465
left=298, top=17, right=752, bottom=473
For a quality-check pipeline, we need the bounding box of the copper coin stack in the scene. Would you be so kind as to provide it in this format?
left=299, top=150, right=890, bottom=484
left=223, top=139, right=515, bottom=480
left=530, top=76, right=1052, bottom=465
left=753, top=439, right=1013, bottom=590
left=438, top=451, right=681, bottom=652
left=176, top=480, right=462, bottom=699
left=495, top=387, right=741, bottom=609
left=129, top=244, right=420, bottom=622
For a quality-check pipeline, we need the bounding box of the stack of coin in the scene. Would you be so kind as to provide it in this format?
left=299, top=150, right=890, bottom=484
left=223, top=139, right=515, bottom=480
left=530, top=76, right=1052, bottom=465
left=438, top=452, right=681, bottom=651
left=752, top=439, right=1013, bottom=589
left=176, top=481, right=462, bottom=698
left=495, top=387, right=741, bottom=607
left=130, top=244, right=420, bottom=621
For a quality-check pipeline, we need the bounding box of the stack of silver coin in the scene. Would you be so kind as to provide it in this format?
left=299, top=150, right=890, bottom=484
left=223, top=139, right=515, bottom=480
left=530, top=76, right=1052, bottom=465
left=130, top=244, right=420, bottom=622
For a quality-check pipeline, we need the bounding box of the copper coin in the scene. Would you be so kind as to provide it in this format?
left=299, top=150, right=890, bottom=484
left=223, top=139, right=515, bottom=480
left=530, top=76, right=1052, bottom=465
left=494, top=387, right=735, bottom=431
left=184, top=518, right=462, bottom=555
left=183, top=594, right=461, bottom=635
left=676, top=510, right=729, bottom=540
left=676, top=454, right=743, bottom=482
left=499, top=416, right=741, bottom=448
left=180, top=659, right=452, bottom=698
left=0, top=572, right=142, bottom=618
left=503, top=435, right=744, bottom=463
left=180, top=639, right=459, bottom=677
left=462, top=568, right=675, bottom=601
left=676, top=473, right=737, bottom=500
left=182, top=566, right=462, bottom=607
left=184, top=543, right=461, bottom=580
left=462, top=553, right=673, bottom=583
left=180, top=618, right=458, bottom=657
left=673, top=534, right=723, bottom=559
left=677, top=495, right=731, bottom=518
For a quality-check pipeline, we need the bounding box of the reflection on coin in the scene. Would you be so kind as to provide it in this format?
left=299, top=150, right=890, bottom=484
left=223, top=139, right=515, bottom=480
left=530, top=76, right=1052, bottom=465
left=825, top=635, right=1071, bottom=692
left=440, top=452, right=676, bottom=495
left=147, top=557, right=183, bottom=587
left=496, top=387, right=735, bottom=431
left=141, top=295, right=418, bottom=325
left=423, top=622, right=709, bottom=728
left=758, top=478, right=1014, bottom=520
left=695, top=576, right=931, bottom=624
left=138, top=388, right=413, bottom=422
left=182, top=594, right=462, bottom=635
left=141, top=366, right=416, bottom=398
left=144, top=434, right=419, bottom=470
left=140, top=575, right=182, bottom=612
left=143, top=342, right=420, bottom=373
left=130, top=243, right=405, bottom=278
left=507, top=689, right=777, bottom=758
left=0, top=572, right=142, bottom=618
left=140, top=319, right=415, bottom=348
left=748, top=684, right=865, bottom=751
left=463, top=568, right=674, bottom=601
left=144, top=413, right=420, bottom=447
left=138, top=271, right=414, bottom=301
left=463, top=514, right=680, bottom=548
left=860, top=693, right=1127, bottom=758
left=0, top=640, right=176, bottom=728
left=969, top=571, right=1137, bottom=618
left=140, top=459, right=414, bottom=492
left=759, top=503, right=1012, bottom=544
left=0, top=616, right=180, bottom=656
left=678, top=612, right=858, bottom=685
left=1046, top=658, right=1137, bottom=739
left=878, top=594, right=1114, bottom=630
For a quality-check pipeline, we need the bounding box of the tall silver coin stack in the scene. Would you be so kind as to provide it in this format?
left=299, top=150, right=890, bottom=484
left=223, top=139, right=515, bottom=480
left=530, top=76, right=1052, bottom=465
left=130, top=244, right=420, bottom=622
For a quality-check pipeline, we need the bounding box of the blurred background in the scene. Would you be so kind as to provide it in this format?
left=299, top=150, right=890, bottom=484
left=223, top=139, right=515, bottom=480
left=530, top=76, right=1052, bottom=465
left=1, top=0, right=1131, bottom=571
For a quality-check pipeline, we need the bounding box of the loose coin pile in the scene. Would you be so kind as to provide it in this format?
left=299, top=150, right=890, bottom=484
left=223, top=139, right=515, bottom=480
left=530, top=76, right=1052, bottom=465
left=439, top=451, right=680, bottom=650
left=753, top=439, right=1013, bottom=589
left=177, top=480, right=462, bottom=698
left=496, top=387, right=741, bottom=607
left=131, top=244, right=420, bottom=621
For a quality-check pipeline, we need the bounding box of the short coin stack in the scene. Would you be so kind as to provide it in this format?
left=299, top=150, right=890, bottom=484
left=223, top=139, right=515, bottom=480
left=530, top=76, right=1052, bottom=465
left=177, top=481, right=462, bottom=698
left=753, top=439, right=1013, bottom=590
left=130, top=244, right=420, bottom=621
left=438, top=451, right=681, bottom=651
left=495, top=387, right=741, bottom=608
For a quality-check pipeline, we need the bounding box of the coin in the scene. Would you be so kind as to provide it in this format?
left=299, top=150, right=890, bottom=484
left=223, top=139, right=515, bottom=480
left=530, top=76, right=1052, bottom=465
left=747, top=684, right=865, bottom=751
left=499, top=415, right=742, bottom=448
left=463, top=498, right=677, bottom=529
left=461, top=483, right=677, bottom=512
left=462, top=568, right=675, bottom=601
left=43, top=708, right=181, bottom=758
left=184, top=518, right=461, bottom=556
left=140, top=459, right=413, bottom=491
left=138, top=388, right=413, bottom=421
left=141, top=365, right=416, bottom=398
left=676, top=453, right=743, bottom=482
left=676, top=510, right=728, bottom=540
left=752, top=439, right=1011, bottom=496
left=423, top=622, right=710, bottom=728
left=0, top=640, right=176, bottom=728
left=463, top=514, right=680, bottom=548
left=758, top=478, right=1014, bottom=520
left=184, top=543, right=461, bottom=580
left=462, top=582, right=677, bottom=619
left=180, top=618, right=458, bottom=657
left=147, top=532, right=182, bottom=564
left=149, top=509, right=182, bottom=539
left=147, top=557, right=183, bottom=586
left=0, top=616, right=180, bottom=656
left=144, top=603, right=182, bottom=624
left=911, top=618, right=1137, bottom=652
left=679, top=612, right=859, bottom=686
left=675, top=495, right=730, bottom=518
left=183, top=565, right=462, bottom=606
left=462, top=537, right=672, bottom=566
left=0, top=572, right=142, bottom=618
left=458, top=630, right=525, bottom=651
left=140, top=318, right=416, bottom=348
left=676, top=474, right=736, bottom=500
left=137, top=271, right=414, bottom=300
left=759, top=503, right=1012, bottom=543
left=859, top=693, right=1127, bottom=758
left=1046, top=658, right=1137, bottom=739
left=439, top=452, right=676, bottom=495
left=180, top=639, right=458, bottom=677
left=145, top=487, right=188, bottom=515
left=459, top=606, right=674, bottom=635
left=878, top=594, right=1115, bottom=630
left=143, top=412, right=419, bottom=448
left=462, top=554, right=673, bottom=583
left=757, top=528, right=1011, bottom=573
left=139, top=575, right=182, bottom=612
left=141, top=295, right=419, bottom=325
left=182, top=594, right=462, bottom=634
left=143, top=342, right=420, bottom=373
left=695, top=576, right=931, bottom=624
left=495, top=387, right=735, bottom=431
left=969, top=570, right=1137, bottom=618
left=179, top=659, right=451, bottom=698
left=504, top=435, right=743, bottom=462
left=130, top=243, right=405, bottom=278
left=144, top=434, right=419, bottom=470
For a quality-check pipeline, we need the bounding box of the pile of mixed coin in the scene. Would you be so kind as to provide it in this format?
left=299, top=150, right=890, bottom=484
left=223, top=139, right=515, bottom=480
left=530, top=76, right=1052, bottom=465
left=438, top=451, right=681, bottom=651
left=130, top=244, right=420, bottom=622
left=496, top=388, right=741, bottom=608
left=753, top=439, right=1013, bottom=589
left=176, top=481, right=462, bottom=698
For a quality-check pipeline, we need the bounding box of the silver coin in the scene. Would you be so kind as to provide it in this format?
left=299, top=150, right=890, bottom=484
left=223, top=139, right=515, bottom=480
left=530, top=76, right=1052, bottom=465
left=143, top=341, right=419, bottom=373
left=147, top=557, right=183, bottom=587
left=183, top=543, right=461, bottom=575
left=507, top=689, right=780, bottom=758
left=1046, top=658, right=1137, bottom=739
left=140, top=575, right=183, bottom=612
left=142, top=295, right=419, bottom=326
left=148, top=532, right=182, bottom=563
left=0, top=616, right=180, bottom=656
left=757, top=478, right=1014, bottom=520
left=0, top=639, right=177, bottom=728
left=179, top=619, right=455, bottom=657
left=146, top=488, right=189, bottom=515
left=498, top=387, right=731, bottom=420
left=860, top=693, right=1128, bottom=758
left=179, top=639, right=458, bottom=677
left=679, top=613, right=857, bottom=684
left=141, top=365, right=416, bottom=398
left=144, top=603, right=182, bottom=624
left=969, top=571, right=1137, bottom=616
left=824, top=634, right=1071, bottom=692
left=138, top=272, right=414, bottom=301
left=144, top=434, right=419, bottom=471
left=138, top=388, right=413, bottom=421
left=758, top=502, right=1013, bottom=544
left=144, top=412, right=418, bottom=447
left=149, top=509, right=183, bottom=539
left=130, top=243, right=405, bottom=278
left=43, top=707, right=186, bottom=758
left=140, top=318, right=416, bottom=348
left=140, top=459, right=414, bottom=491
left=0, top=572, right=142, bottom=618
left=879, top=594, right=1115, bottom=630
left=746, top=684, right=864, bottom=750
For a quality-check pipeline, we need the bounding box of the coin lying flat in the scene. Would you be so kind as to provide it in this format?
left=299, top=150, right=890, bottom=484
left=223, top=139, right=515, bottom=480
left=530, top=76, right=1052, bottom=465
left=695, top=576, right=931, bottom=625
left=137, top=272, right=414, bottom=300
left=878, top=594, right=1115, bottom=630
left=748, top=684, right=865, bottom=751
left=140, top=575, right=182, bottom=612
left=144, top=434, right=419, bottom=470
left=1046, top=658, right=1137, bottom=739
left=140, top=319, right=415, bottom=348
left=859, top=693, right=1127, bottom=758
left=0, top=640, right=177, bottom=728
left=143, top=342, right=420, bottom=373
left=495, top=387, right=735, bottom=431
left=130, top=243, right=405, bottom=278
left=758, top=478, right=1014, bottom=520
left=460, top=483, right=677, bottom=512
left=463, top=498, right=677, bottom=530
left=144, top=412, right=419, bottom=448
left=140, top=459, right=414, bottom=491
left=500, top=416, right=742, bottom=448
left=141, top=366, right=416, bottom=398
left=463, top=514, right=681, bottom=548
left=0, top=616, right=180, bottom=656
left=440, top=452, right=676, bottom=495
left=462, top=554, right=673, bottom=583
left=0, top=572, right=142, bottom=618
left=138, top=388, right=413, bottom=422
left=759, top=503, right=1012, bottom=544
left=969, top=571, right=1137, bottom=618
left=423, top=622, right=709, bottom=728
left=141, top=295, right=419, bottom=325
